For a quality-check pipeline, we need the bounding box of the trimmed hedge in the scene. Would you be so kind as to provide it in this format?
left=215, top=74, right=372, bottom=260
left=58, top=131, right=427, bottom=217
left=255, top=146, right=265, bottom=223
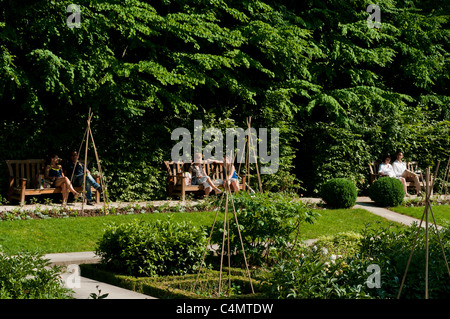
left=80, top=264, right=263, bottom=299
left=320, top=178, right=357, bottom=208
left=95, top=217, right=207, bottom=277
left=368, top=177, right=405, bottom=207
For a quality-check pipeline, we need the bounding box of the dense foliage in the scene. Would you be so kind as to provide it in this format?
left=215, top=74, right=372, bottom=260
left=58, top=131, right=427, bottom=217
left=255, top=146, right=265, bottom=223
left=369, top=177, right=405, bottom=206
left=1, top=0, right=449, bottom=200
left=0, top=249, right=72, bottom=299
left=320, top=178, right=357, bottom=208
left=95, top=217, right=207, bottom=276
left=209, top=192, right=318, bottom=266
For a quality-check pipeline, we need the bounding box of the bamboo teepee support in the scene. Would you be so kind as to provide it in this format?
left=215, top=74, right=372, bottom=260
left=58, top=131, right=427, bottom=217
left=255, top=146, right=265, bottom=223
left=88, top=123, right=109, bottom=205
left=236, top=117, right=262, bottom=194
left=246, top=117, right=263, bottom=193
left=439, top=157, right=450, bottom=196
left=193, top=118, right=262, bottom=296
left=192, top=153, right=254, bottom=297
left=397, top=164, right=450, bottom=299
left=75, top=108, right=109, bottom=213
left=81, top=110, right=91, bottom=212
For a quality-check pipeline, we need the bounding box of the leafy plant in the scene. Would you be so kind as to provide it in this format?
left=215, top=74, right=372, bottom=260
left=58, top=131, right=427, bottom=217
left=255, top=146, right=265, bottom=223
left=359, top=223, right=450, bottom=299
left=209, top=192, right=319, bottom=266
left=264, top=223, right=450, bottom=299
left=263, top=243, right=374, bottom=299
left=369, top=177, right=405, bottom=207
left=0, top=249, right=72, bottom=299
left=320, top=178, right=358, bottom=208
left=95, top=216, right=207, bottom=277
left=89, top=285, right=109, bottom=299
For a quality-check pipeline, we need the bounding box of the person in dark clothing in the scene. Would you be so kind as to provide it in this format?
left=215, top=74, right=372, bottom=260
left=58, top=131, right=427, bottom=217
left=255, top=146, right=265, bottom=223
left=63, top=150, right=101, bottom=205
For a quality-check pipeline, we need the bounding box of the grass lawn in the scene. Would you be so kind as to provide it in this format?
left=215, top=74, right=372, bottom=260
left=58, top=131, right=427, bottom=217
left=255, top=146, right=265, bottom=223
left=0, top=207, right=402, bottom=255
left=389, top=204, right=450, bottom=226
left=298, top=208, right=401, bottom=240
left=0, top=211, right=222, bottom=255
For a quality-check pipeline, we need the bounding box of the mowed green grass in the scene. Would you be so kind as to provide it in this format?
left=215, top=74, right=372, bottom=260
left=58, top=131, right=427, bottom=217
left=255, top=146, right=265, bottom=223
left=298, top=208, right=401, bottom=240
left=389, top=205, right=450, bottom=226
left=0, top=211, right=222, bottom=255
left=0, top=207, right=401, bottom=255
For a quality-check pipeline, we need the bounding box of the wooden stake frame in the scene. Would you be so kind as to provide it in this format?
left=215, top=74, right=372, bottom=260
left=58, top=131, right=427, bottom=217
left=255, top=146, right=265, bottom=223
left=71, top=108, right=109, bottom=213
left=397, top=163, right=450, bottom=299
left=439, top=157, right=450, bottom=196
left=236, top=116, right=263, bottom=194
left=192, top=129, right=261, bottom=297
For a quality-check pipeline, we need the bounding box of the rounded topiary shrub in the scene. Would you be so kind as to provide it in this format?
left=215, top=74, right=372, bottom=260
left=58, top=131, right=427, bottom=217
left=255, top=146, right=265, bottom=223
left=368, top=177, right=404, bottom=207
left=320, top=178, right=357, bottom=208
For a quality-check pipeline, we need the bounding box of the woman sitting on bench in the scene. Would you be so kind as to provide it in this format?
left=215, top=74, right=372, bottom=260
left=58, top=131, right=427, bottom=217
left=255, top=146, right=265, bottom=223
left=45, top=154, right=80, bottom=205
left=219, top=155, right=239, bottom=193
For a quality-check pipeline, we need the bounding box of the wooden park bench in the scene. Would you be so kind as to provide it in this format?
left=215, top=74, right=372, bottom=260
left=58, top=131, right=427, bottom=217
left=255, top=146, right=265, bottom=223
left=6, top=159, right=100, bottom=205
left=368, top=161, right=433, bottom=194
left=164, top=161, right=247, bottom=200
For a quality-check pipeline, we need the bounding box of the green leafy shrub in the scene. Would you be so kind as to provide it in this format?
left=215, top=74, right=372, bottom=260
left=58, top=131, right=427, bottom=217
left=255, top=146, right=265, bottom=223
left=209, top=192, right=319, bottom=266
left=264, top=224, right=450, bottom=299
left=0, top=249, right=72, bottom=299
left=368, top=177, right=405, bottom=207
left=263, top=243, right=375, bottom=299
left=313, top=232, right=363, bottom=258
left=102, top=159, right=166, bottom=202
left=95, top=217, right=207, bottom=277
left=359, top=224, right=450, bottom=299
left=320, top=178, right=358, bottom=208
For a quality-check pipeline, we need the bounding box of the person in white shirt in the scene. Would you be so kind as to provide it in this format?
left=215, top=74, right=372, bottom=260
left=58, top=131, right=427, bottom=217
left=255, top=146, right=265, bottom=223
left=392, top=151, right=421, bottom=195
left=378, top=155, right=409, bottom=196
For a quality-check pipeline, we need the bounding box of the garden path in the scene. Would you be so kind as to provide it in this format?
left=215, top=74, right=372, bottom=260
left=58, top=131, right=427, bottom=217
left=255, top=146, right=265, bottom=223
left=302, top=195, right=445, bottom=229
left=45, top=252, right=155, bottom=299
left=354, top=197, right=442, bottom=229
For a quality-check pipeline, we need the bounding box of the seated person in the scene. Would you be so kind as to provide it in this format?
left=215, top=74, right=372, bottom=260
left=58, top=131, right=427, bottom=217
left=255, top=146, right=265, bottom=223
left=45, top=154, right=80, bottom=205
left=223, top=155, right=239, bottom=193
left=189, top=153, right=222, bottom=196
left=378, top=155, right=409, bottom=196
left=213, top=155, right=239, bottom=193
left=392, top=151, right=421, bottom=195
left=63, top=150, right=102, bottom=205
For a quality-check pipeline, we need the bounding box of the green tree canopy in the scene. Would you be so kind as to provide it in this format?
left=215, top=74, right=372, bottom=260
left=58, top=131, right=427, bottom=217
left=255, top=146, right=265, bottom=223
left=1, top=0, right=448, bottom=200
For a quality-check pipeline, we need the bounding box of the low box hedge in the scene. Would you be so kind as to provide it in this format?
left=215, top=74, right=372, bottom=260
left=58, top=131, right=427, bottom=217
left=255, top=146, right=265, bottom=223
left=79, top=264, right=264, bottom=299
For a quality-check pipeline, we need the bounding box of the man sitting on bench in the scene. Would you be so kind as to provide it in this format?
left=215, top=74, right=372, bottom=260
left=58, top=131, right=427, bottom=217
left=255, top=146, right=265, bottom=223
left=63, top=150, right=102, bottom=205
left=392, top=151, right=422, bottom=195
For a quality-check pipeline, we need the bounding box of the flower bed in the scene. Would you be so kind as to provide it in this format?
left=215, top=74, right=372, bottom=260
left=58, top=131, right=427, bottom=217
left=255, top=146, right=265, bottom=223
left=0, top=201, right=214, bottom=221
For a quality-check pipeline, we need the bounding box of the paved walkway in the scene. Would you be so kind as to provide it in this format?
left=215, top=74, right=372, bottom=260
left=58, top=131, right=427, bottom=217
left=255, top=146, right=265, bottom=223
left=59, top=272, right=155, bottom=299
left=355, top=201, right=421, bottom=226
left=304, top=195, right=446, bottom=228
left=354, top=196, right=431, bottom=228
left=45, top=252, right=155, bottom=299
left=14, top=195, right=449, bottom=298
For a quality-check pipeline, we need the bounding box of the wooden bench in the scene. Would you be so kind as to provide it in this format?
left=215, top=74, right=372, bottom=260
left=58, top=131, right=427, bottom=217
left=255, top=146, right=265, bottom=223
left=164, top=161, right=246, bottom=200
left=368, top=161, right=432, bottom=194
left=6, top=159, right=100, bottom=205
